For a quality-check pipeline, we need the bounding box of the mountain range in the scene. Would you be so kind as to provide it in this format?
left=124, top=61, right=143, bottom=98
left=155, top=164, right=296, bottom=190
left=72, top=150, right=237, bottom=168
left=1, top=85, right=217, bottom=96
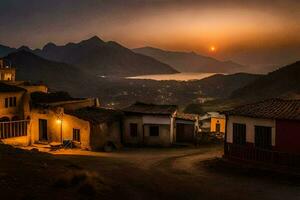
left=133, top=47, right=246, bottom=73
left=32, top=36, right=177, bottom=77
left=231, top=61, right=300, bottom=101
left=3, top=50, right=98, bottom=96
left=1, top=36, right=177, bottom=77
left=0, top=36, right=299, bottom=109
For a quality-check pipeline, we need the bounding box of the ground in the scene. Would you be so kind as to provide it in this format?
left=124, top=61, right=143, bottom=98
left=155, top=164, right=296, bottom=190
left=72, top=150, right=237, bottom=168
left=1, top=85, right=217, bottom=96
left=0, top=144, right=299, bottom=200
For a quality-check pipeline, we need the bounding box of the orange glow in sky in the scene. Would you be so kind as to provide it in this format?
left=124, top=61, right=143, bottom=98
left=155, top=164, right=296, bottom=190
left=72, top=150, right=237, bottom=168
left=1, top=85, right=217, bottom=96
left=209, top=46, right=216, bottom=53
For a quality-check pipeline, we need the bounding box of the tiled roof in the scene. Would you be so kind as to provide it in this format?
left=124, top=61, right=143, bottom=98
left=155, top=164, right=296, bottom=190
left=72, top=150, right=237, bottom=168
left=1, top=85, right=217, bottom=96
left=225, top=99, right=300, bottom=121
left=66, top=107, right=123, bottom=124
left=176, top=112, right=198, bottom=121
left=123, top=102, right=177, bottom=115
left=0, top=82, right=26, bottom=93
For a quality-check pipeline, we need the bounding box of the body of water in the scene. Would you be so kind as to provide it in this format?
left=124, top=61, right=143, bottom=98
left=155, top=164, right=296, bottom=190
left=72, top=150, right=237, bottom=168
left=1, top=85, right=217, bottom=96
left=127, top=72, right=218, bottom=81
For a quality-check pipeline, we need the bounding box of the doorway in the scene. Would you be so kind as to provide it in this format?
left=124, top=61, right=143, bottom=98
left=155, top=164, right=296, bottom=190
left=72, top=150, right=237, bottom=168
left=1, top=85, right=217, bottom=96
left=39, top=119, right=48, bottom=141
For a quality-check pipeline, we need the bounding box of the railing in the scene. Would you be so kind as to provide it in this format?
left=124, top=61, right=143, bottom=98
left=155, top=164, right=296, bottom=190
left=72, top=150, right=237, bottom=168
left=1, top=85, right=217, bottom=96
left=225, top=143, right=300, bottom=168
left=0, top=120, right=29, bottom=139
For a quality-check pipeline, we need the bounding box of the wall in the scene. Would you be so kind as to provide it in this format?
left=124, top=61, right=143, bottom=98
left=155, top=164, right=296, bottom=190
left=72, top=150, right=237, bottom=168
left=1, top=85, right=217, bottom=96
left=30, top=108, right=91, bottom=149
left=20, top=85, right=48, bottom=94
left=1, top=136, right=29, bottom=146
left=123, top=115, right=144, bottom=145
left=143, top=124, right=171, bottom=146
left=226, top=115, right=276, bottom=146
left=210, top=117, right=226, bottom=133
left=90, top=121, right=121, bottom=151
left=123, top=114, right=173, bottom=146
left=0, top=91, right=26, bottom=120
left=0, top=68, right=16, bottom=81
left=275, top=119, right=300, bottom=153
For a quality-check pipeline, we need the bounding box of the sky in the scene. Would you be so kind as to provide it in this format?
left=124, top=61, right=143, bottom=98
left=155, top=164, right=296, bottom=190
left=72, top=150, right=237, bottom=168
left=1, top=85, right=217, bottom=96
left=0, top=0, right=299, bottom=71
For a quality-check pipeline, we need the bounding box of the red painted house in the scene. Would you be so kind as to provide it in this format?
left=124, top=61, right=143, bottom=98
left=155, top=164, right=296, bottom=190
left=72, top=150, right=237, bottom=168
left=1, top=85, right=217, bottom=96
left=224, top=99, right=300, bottom=168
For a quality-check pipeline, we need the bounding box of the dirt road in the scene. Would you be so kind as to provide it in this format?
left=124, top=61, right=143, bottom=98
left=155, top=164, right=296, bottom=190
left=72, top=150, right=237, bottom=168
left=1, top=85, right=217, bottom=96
left=51, top=145, right=300, bottom=200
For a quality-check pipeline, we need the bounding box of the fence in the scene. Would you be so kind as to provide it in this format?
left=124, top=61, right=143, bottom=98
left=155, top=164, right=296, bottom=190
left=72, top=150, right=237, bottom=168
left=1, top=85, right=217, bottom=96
left=225, top=143, right=300, bottom=168
left=0, top=120, right=29, bottom=139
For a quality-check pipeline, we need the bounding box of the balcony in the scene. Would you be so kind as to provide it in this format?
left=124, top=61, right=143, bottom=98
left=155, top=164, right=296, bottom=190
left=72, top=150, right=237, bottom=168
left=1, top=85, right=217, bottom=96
left=0, top=120, right=29, bottom=139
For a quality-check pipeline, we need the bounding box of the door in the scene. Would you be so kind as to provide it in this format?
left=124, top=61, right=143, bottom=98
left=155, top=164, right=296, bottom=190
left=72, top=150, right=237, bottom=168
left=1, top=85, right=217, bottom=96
left=176, top=123, right=194, bottom=143
left=39, top=119, right=48, bottom=141
left=216, top=123, right=221, bottom=132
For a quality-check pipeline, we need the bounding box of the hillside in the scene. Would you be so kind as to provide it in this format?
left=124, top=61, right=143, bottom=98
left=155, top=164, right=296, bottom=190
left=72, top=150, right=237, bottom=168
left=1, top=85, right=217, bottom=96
left=33, top=36, right=177, bottom=77
left=0, top=44, right=16, bottom=57
left=231, top=61, right=300, bottom=101
left=133, top=47, right=245, bottom=73
left=95, top=73, right=260, bottom=108
left=3, top=50, right=98, bottom=96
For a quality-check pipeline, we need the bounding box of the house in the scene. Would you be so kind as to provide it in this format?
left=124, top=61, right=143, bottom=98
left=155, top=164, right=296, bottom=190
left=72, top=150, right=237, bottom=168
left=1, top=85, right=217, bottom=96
left=65, top=107, right=123, bottom=150
left=199, top=112, right=225, bottom=134
left=0, top=59, right=16, bottom=81
left=122, top=102, right=199, bottom=146
left=175, top=113, right=199, bottom=143
left=0, top=82, right=45, bottom=146
left=224, top=99, right=300, bottom=167
left=122, top=102, right=177, bottom=146
left=28, top=92, right=115, bottom=150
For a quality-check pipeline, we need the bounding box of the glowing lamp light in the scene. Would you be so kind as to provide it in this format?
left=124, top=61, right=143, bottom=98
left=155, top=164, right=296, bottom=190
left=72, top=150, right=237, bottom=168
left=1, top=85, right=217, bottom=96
left=56, top=119, right=62, bottom=124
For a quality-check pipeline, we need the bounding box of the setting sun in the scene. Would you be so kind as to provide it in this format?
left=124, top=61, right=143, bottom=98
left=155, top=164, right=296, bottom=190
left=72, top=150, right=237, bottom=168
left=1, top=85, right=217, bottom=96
left=209, top=46, right=216, bottom=53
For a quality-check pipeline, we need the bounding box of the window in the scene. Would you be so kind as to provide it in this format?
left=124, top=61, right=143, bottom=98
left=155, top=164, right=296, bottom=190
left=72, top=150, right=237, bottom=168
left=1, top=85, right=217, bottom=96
left=4, top=98, right=8, bottom=108
left=149, top=126, right=159, bottom=137
left=4, top=97, right=16, bottom=108
left=73, top=128, right=80, bottom=142
left=255, top=126, right=272, bottom=149
left=130, top=123, right=138, bottom=137
left=9, top=97, right=13, bottom=106
left=232, top=123, right=246, bottom=145
left=13, top=97, right=16, bottom=106
left=216, top=122, right=221, bottom=132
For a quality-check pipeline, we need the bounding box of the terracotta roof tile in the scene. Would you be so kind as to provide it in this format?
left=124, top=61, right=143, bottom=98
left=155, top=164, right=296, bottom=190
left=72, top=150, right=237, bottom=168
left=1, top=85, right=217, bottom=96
left=66, top=107, right=123, bottom=124
left=225, top=99, right=300, bottom=121
left=123, top=102, right=177, bottom=115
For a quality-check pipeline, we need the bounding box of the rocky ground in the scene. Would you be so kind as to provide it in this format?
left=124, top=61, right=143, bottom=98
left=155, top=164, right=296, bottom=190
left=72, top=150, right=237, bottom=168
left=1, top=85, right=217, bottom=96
left=0, top=144, right=299, bottom=200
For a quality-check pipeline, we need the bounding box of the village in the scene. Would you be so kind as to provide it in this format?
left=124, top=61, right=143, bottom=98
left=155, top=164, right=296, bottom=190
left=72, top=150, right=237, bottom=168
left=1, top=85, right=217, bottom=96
left=0, top=58, right=299, bottom=199
left=0, top=58, right=299, bottom=166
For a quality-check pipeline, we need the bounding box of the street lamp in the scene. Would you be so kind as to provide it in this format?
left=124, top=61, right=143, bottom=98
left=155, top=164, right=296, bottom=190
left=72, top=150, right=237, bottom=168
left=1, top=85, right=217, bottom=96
left=56, top=114, right=63, bottom=144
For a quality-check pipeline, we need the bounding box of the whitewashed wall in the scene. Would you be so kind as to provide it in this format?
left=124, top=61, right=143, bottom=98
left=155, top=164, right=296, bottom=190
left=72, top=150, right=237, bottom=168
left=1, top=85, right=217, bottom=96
left=226, top=115, right=276, bottom=146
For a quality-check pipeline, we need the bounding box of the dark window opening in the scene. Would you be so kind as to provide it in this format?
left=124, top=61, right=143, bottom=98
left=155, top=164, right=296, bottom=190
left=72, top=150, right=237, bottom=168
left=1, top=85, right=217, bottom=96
left=233, top=123, right=246, bottom=145
left=4, top=98, right=8, bottom=108
left=130, top=123, right=138, bottom=137
left=73, top=128, right=80, bottom=142
left=149, top=126, right=159, bottom=137
left=9, top=97, right=13, bottom=107
left=4, top=97, right=17, bottom=108
left=13, top=97, right=16, bottom=107
left=216, top=123, right=221, bottom=132
left=255, top=126, right=272, bottom=149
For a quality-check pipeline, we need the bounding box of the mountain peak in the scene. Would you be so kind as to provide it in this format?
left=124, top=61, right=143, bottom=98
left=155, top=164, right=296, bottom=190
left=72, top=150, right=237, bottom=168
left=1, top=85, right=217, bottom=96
left=43, top=42, right=57, bottom=50
left=80, top=36, right=104, bottom=45
left=18, top=46, right=31, bottom=51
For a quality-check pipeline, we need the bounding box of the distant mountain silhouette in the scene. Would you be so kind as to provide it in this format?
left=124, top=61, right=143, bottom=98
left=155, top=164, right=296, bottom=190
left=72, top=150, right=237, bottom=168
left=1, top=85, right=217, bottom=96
left=231, top=61, right=300, bottom=101
left=198, top=73, right=261, bottom=98
left=3, top=50, right=98, bottom=96
left=33, top=36, right=177, bottom=77
left=133, top=47, right=245, bottom=73
left=0, top=44, right=16, bottom=57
